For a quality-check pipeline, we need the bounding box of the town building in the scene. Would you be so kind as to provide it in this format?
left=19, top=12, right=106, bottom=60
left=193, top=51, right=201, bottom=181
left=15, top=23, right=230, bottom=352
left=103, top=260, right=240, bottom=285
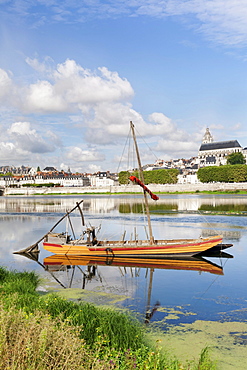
left=198, top=128, right=243, bottom=167
left=90, top=172, right=118, bottom=187
left=0, top=165, right=36, bottom=176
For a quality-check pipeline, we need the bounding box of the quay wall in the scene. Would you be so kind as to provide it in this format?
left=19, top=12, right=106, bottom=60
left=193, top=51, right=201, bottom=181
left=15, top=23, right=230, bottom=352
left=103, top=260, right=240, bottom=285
left=2, top=182, right=247, bottom=195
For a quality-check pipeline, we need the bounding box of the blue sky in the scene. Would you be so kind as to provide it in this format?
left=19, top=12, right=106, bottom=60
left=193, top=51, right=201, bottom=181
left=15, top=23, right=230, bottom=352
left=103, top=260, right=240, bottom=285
left=0, top=0, right=247, bottom=173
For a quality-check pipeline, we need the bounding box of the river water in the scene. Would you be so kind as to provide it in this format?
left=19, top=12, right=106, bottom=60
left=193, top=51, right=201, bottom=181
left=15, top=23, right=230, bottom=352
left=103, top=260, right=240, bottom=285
left=1, top=194, right=247, bottom=367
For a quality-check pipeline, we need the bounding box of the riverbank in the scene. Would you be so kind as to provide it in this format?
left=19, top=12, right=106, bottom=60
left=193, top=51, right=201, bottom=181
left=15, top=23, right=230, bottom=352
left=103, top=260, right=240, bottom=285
left=2, top=182, right=247, bottom=195
left=0, top=266, right=215, bottom=370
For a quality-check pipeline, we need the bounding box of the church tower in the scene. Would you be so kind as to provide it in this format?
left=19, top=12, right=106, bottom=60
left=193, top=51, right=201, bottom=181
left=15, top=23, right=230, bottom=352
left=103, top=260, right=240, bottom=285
left=202, top=128, right=213, bottom=144
left=198, top=128, right=242, bottom=167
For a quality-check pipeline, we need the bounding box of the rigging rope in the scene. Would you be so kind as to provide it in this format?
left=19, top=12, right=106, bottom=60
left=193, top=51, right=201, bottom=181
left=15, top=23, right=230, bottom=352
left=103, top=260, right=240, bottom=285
left=198, top=258, right=230, bottom=299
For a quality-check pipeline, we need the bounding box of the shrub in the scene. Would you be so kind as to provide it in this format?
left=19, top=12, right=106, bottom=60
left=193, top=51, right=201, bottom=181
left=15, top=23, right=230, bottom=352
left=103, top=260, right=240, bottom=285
left=197, top=165, right=247, bottom=183
left=119, top=169, right=179, bottom=185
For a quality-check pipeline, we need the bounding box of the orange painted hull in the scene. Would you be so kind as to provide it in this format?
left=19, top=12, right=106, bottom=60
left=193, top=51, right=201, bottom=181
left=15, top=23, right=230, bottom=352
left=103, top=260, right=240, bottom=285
left=43, top=235, right=223, bottom=257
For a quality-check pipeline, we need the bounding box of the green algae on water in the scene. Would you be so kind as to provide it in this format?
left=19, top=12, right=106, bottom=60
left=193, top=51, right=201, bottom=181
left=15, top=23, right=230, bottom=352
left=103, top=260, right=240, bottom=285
left=151, top=320, right=247, bottom=370
left=57, top=287, right=129, bottom=306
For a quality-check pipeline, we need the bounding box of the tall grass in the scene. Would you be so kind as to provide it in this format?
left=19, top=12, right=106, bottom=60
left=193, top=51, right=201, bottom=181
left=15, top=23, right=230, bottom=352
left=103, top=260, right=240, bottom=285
left=0, top=266, right=217, bottom=369
left=0, top=307, right=90, bottom=370
left=40, top=294, right=146, bottom=350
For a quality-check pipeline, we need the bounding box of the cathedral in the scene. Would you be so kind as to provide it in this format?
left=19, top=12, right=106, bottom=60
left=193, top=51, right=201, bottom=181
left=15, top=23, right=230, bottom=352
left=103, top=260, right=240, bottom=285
left=198, top=128, right=246, bottom=167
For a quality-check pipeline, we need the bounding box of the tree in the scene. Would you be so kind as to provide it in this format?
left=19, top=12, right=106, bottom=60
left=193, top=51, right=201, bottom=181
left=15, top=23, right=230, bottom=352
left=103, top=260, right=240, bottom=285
left=197, top=164, right=247, bottom=183
left=227, top=152, right=246, bottom=165
left=0, top=172, right=13, bottom=177
left=37, top=166, right=41, bottom=172
left=118, top=169, right=179, bottom=185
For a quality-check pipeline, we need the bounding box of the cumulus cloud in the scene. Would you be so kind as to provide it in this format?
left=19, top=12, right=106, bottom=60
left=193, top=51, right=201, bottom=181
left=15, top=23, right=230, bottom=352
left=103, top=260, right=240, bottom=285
left=0, top=120, right=62, bottom=165
left=156, top=138, right=199, bottom=156
left=0, top=68, right=15, bottom=102
left=87, top=164, right=102, bottom=172
left=25, top=80, right=66, bottom=113
left=53, top=61, right=133, bottom=105
left=83, top=102, right=144, bottom=144
left=125, top=112, right=189, bottom=141
left=66, top=146, right=104, bottom=162
left=82, top=104, right=191, bottom=146
left=0, top=141, right=30, bottom=163
left=0, top=58, right=203, bottom=169
left=5, top=59, right=134, bottom=114
left=8, top=121, right=57, bottom=153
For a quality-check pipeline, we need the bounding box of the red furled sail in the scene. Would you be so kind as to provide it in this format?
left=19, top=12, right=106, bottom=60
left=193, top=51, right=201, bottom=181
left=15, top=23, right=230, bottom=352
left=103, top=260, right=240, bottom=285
left=129, top=176, right=159, bottom=200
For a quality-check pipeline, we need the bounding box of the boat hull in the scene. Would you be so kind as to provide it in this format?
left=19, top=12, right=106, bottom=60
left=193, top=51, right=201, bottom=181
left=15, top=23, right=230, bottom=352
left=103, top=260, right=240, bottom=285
left=43, top=235, right=223, bottom=257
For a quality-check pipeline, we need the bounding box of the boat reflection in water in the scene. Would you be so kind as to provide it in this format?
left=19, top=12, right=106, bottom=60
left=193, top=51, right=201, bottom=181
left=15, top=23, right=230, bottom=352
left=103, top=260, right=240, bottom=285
left=43, top=253, right=230, bottom=276
left=42, top=248, right=233, bottom=322
left=20, top=247, right=233, bottom=323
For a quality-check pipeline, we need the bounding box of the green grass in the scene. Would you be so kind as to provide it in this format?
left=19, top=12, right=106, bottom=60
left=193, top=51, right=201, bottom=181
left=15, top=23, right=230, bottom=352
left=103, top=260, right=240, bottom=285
left=0, top=266, right=217, bottom=369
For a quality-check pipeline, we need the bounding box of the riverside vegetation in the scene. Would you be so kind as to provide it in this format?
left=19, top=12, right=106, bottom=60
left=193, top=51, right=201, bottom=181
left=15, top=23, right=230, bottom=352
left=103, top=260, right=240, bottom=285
left=119, top=169, right=179, bottom=185
left=197, top=164, right=247, bottom=183
left=0, top=266, right=217, bottom=370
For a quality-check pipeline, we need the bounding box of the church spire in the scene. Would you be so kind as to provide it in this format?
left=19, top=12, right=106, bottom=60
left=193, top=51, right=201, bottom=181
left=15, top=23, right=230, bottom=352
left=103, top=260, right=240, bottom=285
left=202, top=128, right=213, bottom=144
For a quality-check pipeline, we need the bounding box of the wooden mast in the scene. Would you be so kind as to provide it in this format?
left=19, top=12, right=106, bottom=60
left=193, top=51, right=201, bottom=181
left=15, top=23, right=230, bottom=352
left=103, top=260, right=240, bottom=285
left=130, top=121, right=154, bottom=244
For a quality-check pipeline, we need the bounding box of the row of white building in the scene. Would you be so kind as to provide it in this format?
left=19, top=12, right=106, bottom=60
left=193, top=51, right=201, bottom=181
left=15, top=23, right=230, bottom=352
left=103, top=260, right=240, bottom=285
left=0, top=171, right=118, bottom=189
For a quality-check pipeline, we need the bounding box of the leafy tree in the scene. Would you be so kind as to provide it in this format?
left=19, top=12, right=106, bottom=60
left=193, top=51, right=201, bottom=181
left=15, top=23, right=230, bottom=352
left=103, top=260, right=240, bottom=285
left=227, top=152, right=246, bottom=165
left=37, top=166, right=41, bottom=172
left=118, top=171, right=131, bottom=184
left=0, top=172, right=13, bottom=177
left=197, top=164, right=247, bottom=183
left=118, top=169, right=179, bottom=184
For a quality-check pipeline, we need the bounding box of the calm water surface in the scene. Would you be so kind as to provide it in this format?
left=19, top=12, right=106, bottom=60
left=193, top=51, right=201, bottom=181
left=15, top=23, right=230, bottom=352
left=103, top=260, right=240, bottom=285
left=1, top=194, right=247, bottom=327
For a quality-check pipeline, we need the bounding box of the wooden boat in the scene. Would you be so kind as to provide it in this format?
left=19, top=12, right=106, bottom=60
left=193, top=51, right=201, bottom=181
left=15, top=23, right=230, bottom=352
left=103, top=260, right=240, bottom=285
left=41, top=122, right=231, bottom=258
left=43, top=254, right=227, bottom=275
left=43, top=233, right=224, bottom=257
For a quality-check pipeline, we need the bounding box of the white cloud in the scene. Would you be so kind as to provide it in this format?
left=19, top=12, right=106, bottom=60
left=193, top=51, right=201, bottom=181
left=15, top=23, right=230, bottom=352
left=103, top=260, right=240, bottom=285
left=59, top=163, right=69, bottom=171
left=141, top=1, right=247, bottom=47
left=156, top=138, right=199, bottom=157
left=25, top=80, right=67, bottom=113
left=25, top=56, right=54, bottom=74
left=81, top=105, right=191, bottom=146
left=87, top=164, right=102, bottom=173
left=7, top=121, right=59, bottom=154
left=3, top=59, right=134, bottom=114
left=0, top=68, right=15, bottom=102
left=0, top=141, right=30, bottom=163
left=148, top=113, right=176, bottom=135
left=66, top=146, right=104, bottom=162
left=53, top=60, right=134, bottom=106
left=130, top=112, right=189, bottom=142
left=0, top=59, right=209, bottom=169
left=3, top=1, right=247, bottom=48
left=231, top=122, right=242, bottom=131
left=83, top=102, right=144, bottom=144
left=210, top=123, right=225, bottom=130
left=135, top=0, right=247, bottom=47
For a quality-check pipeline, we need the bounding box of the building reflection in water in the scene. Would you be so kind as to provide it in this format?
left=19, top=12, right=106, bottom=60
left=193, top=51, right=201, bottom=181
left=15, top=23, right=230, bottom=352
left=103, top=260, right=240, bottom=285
left=1, top=194, right=247, bottom=214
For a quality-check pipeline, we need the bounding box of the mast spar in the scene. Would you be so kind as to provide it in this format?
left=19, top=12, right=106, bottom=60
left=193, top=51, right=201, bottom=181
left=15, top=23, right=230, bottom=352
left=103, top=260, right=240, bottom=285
left=130, top=121, right=154, bottom=244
